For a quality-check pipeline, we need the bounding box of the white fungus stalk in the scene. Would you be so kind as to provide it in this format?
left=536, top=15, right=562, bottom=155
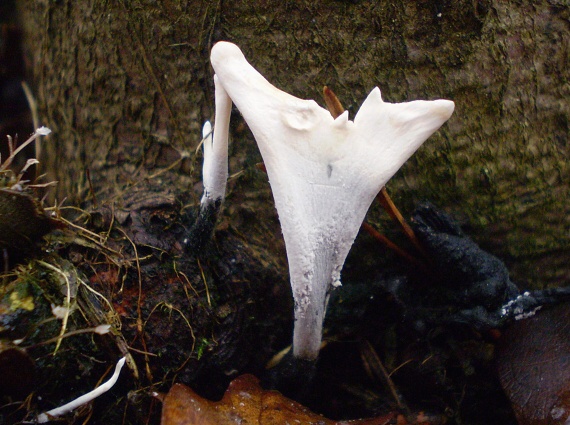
left=211, top=41, right=455, bottom=360
left=36, top=357, right=126, bottom=423
left=201, top=75, right=231, bottom=208
left=185, top=78, right=232, bottom=251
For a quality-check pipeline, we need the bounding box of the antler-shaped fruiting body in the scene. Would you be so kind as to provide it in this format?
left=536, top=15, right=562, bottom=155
left=36, top=357, right=126, bottom=423
left=186, top=76, right=232, bottom=252
left=201, top=76, right=231, bottom=208
left=211, top=41, right=454, bottom=360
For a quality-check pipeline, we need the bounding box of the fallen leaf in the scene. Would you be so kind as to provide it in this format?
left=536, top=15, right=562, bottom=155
left=160, top=374, right=443, bottom=425
left=497, top=304, right=570, bottom=424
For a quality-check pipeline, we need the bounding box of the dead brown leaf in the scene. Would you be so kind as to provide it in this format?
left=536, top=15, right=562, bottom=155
left=497, top=304, right=570, bottom=424
left=160, top=374, right=445, bottom=425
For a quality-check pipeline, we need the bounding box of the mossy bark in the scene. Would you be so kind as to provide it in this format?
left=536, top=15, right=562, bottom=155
left=18, top=0, right=569, bottom=289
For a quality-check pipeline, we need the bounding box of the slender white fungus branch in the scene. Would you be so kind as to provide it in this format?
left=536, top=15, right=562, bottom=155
left=211, top=41, right=455, bottom=360
left=200, top=120, right=213, bottom=197
left=201, top=75, right=231, bottom=207
left=36, top=357, right=126, bottom=423
left=185, top=77, right=232, bottom=250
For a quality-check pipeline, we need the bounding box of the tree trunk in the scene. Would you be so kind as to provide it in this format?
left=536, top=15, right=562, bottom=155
left=18, top=0, right=569, bottom=289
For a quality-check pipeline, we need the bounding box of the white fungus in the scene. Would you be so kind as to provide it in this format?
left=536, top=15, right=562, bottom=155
left=36, top=357, right=126, bottom=423
left=200, top=75, right=232, bottom=208
left=210, top=41, right=455, bottom=360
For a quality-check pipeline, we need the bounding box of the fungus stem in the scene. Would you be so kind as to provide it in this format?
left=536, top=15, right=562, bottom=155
left=36, top=357, right=126, bottom=423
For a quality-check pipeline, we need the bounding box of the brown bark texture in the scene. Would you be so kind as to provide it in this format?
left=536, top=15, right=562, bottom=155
left=17, top=0, right=569, bottom=289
